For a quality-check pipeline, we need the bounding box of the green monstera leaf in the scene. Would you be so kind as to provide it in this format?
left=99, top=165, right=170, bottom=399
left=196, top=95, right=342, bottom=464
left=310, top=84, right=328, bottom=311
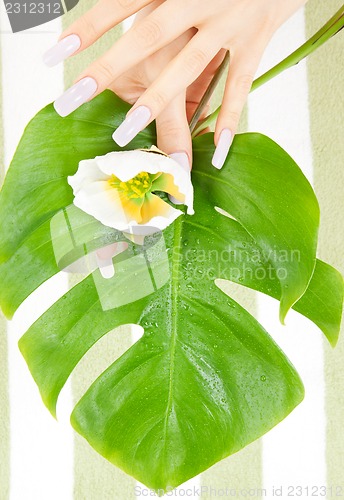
left=0, top=91, right=342, bottom=492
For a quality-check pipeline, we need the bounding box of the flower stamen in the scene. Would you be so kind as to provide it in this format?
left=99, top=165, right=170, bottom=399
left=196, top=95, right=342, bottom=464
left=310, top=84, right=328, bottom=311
left=109, top=171, right=154, bottom=199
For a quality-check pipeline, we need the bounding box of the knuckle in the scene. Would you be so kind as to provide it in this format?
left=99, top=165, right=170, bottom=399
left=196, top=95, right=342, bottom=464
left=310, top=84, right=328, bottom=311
left=78, top=14, right=98, bottom=40
left=184, top=48, right=208, bottom=76
left=93, top=59, right=116, bottom=83
left=132, top=19, right=162, bottom=48
left=158, top=120, right=184, bottom=140
left=117, top=0, right=136, bottom=10
left=256, top=10, right=279, bottom=37
left=225, top=110, right=241, bottom=125
left=236, top=73, right=253, bottom=96
left=149, top=89, right=168, bottom=109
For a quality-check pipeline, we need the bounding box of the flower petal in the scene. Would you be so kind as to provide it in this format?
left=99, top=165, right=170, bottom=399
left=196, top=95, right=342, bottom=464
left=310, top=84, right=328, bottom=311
left=73, top=180, right=144, bottom=231
left=139, top=193, right=183, bottom=228
left=68, top=159, right=109, bottom=194
left=96, top=150, right=194, bottom=215
left=151, top=173, right=184, bottom=204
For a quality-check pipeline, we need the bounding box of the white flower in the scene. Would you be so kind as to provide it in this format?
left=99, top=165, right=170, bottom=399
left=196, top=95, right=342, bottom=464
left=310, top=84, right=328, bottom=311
left=68, top=147, right=194, bottom=237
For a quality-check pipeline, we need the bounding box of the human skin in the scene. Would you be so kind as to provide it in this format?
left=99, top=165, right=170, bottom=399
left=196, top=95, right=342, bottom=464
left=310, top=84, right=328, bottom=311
left=44, top=0, right=307, bottom=169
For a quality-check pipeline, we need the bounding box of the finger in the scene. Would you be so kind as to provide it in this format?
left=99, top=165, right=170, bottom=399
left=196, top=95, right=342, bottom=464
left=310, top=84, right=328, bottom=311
left=156, top=94, right=191, bottom=205
left=113, top=31, right=220, bottom=146
left=156, top=93, right=192, bottom=170
left=53, top=0, right=193, bottom=117
left=186, top=49, right=226, bottom=127
left=212, top=48, right=264, bottom=170
left=186, top=49, right=227, bottom=120
left=43, top=0, right=153, bottom=67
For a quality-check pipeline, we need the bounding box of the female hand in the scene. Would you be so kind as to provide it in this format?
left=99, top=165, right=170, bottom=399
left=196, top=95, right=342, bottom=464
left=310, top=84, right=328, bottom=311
left=90, top=2, right=227, bottom=168
left=110, top=39, right=226, bottom=169
left=44, top=0, right=307, bottom=169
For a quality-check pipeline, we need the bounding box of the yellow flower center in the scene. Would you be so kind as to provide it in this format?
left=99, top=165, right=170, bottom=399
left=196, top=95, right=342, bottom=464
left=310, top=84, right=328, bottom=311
left=109, top=171, right=155, bottom=199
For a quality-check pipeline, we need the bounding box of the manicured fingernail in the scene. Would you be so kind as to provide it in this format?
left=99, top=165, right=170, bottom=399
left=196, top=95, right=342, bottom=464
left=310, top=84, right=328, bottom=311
left=170, top=152, right=190, bottom=171
left=169, top=152, right=190, bottom=205
left=212, top=129, right=233, bottom=169
left=43, top=34, right=81, bottom=67
left=112, top=106, right=151, bottom=147
left=54, top=77, right=97, bottom=117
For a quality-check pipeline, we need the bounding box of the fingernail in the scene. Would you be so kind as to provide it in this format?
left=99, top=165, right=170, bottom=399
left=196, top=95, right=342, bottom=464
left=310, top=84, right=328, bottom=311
left=96, top=254, right=115, bottom=279
left=43, top=34, right=81, bottom=67
left=212, top=129, right=233, bottom=170
left=170, top=152, right=190, bottom=171
left=169, top=152, right=190, bottom=205
left=54, top=77, right=97, bottom=117
left=95, top=244, right=117, bottom=280
left=112, top=106, right=151, bottom=147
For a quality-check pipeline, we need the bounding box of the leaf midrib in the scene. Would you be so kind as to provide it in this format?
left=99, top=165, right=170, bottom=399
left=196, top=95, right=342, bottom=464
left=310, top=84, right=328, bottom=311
left=161, top=215, right=183, bottom=461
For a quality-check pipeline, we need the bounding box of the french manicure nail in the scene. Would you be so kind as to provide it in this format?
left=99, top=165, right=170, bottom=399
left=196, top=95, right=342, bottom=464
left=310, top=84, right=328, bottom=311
left=112, top=106, right=151, bottom=147
left=212, top=129, right=233, bottom=170
left=54, top=77, right=97, bottom=117
left=43, top=34, right=81, bottom=67
left=169, top=152, right=190, bottom=205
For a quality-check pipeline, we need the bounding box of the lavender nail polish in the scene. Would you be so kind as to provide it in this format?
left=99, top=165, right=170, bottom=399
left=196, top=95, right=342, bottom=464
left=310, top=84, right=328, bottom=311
left=170, top=152, right=190, bottom=171
left=54, top=77, right=97, bottom=117
left=112, top=106, right=151, bottom=147
left=212, top=129, right=233, bottom=170
left=43, top=34, right=81, bottom=67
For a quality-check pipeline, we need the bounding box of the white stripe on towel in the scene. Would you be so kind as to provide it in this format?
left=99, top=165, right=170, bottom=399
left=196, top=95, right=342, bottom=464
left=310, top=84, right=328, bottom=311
left=248, top=9, right=326, bottom=499
left=0, top=9, right=74, bottom=500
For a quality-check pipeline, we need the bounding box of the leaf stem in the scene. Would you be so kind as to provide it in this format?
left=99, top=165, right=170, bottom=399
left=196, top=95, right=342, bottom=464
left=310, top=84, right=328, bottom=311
left=192, top=4, right=344, bottom=138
